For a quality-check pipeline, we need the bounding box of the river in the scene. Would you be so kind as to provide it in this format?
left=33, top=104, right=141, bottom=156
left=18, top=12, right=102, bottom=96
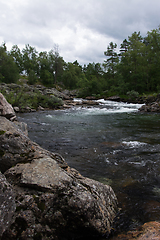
left=17, top=99, right=160, bottom=238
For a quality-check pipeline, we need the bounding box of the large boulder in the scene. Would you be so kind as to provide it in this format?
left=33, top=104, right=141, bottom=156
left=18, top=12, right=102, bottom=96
left=0, top=171, right=16, bottom=237
left=0, top=115, right=118, bottom=239
left=0, top=93, right=16, bottom=121
left=0, top=116, right=34, bottom=173
left=4, top=161, right=117, bottom=239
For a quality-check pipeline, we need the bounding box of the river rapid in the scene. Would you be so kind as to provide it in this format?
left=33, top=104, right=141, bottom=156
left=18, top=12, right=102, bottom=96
left=17, top=99, right=160, bottom=238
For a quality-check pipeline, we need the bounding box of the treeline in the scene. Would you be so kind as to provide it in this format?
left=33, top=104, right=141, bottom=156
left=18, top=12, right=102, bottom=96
left=0, top=26, right=160, bottom=97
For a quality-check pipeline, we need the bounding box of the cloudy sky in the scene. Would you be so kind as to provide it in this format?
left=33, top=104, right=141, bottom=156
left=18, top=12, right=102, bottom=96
left=0, top=0, right=160, bottom=65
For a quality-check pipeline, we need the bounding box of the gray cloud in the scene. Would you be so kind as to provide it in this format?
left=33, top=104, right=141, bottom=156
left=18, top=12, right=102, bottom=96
left=0, top=0, right=160, bottom=65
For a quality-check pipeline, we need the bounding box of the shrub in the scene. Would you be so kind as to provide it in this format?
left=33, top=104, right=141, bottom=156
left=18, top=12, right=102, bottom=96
left=1, top=87, right=63, bottom=110
left=127, top=90, right=139, bottom=99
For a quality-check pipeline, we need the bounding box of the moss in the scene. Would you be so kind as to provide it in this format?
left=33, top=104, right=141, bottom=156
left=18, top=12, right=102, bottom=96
left=37, top=201, right=46, bottom=212
left=34, top=233, right=42, bottom=240
left=0, top=130, right=6, bottom=135
left=0, top=150, right=5, bottom=157
left=16, top=206, right=23, bottom=212
left=33, top=194, right=37, bottom=199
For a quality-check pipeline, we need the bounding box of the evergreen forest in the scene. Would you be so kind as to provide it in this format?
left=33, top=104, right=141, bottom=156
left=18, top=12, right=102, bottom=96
left=1, top=26, right=160, bottom=98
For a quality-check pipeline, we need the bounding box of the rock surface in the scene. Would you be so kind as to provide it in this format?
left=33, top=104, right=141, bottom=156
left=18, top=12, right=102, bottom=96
left=111, top=221, right=160, bottom=240
left=0, top=172, right=16, bottom=237
left=0, top=116, right=34, bottom=173
left=0, top=110, right=118, bottom=239
left=139, top=101, right=160, bottom=112
left=0, top=93, right=16, bottom=121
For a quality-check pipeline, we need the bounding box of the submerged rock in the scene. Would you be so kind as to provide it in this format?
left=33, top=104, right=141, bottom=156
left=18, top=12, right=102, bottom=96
left=111, top=221, right=160, bottom=240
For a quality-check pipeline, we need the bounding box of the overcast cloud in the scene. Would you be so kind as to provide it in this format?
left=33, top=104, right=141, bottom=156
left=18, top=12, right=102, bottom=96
left=0, top=0, right=160, bottom=65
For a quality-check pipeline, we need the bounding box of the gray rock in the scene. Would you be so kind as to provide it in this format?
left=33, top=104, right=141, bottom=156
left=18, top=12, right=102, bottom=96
left=107, top=96, right=121, bottom=101
left=13, top=106, right=20, bottom=112
left=0, top=172, right=16, bottom=237
left=14, top=121, right=28, bottom=136
left=5, top=159, right=117, bottom=238
left=139, top=102, right=160, bottom=112
left=43, top=88, right=71, bottom=100
left=0, top=116, right=34, bottom=173
left=38, top=105, right=45, bottom=111
left=0, top=93, right=16, bottom=121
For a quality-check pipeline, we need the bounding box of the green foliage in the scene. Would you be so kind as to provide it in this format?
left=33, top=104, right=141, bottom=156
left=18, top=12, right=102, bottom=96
left=40, top=69, right=54, bottom=86
left=62, top=62, right=83, bottom=89
left=1, top=87, right=63, bottom=110
left=0, top=43, right=19, bottom=83
left=10, top=45, right=24, bottom=73
left=28, top=69, right=38, bottom=85
left=37, top=201, right=46, bottom=212
left=36, top=94, right=63, bottom=108
left=0, top=130, right=6, bottom=135
left=22, top=44, right=39, bottom=76
left=127, top=90, right=139, bottom=99
left=104, top=42, right=119, bottom=78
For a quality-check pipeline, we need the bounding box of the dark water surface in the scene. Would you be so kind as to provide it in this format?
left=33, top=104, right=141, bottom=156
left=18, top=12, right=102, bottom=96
left=17, top=100, right=160, bottom=238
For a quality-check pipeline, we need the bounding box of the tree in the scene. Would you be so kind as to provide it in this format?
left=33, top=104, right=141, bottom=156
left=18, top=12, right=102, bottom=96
left=48, top=44, right=64, bottom=84
left=104, top=42, right=119, bottom=78
left=117, top=32, right=147, bottom=93
left=62, top=62, right=80, bottom=89
left=119, top=39, right=129, bottom=56
left=84, top=62, right=103, bottom=80
left=103, top=42, right=119, bottom=94
left=22, top=44, right=39, bottom=77
left=38, top=51, right=54, bottom=86
left=127, top=32, right=147, bottom=92
left=10, top=45, right=23, bottom=74
left=0, top=43, right=19, bottom=83
left=144, top=27, right=160, bottom=91
left=40, top=69, right=54, bottom=86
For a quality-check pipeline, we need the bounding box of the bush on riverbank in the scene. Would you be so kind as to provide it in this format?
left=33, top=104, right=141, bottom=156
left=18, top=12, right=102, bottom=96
left=0, top=84, right=63, bottom=111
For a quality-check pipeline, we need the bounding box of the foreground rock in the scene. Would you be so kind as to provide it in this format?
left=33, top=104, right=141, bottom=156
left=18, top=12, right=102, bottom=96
left=0, top=114, right=118, bottom=239
left=0, top=172, right=16, bottom=237
left=0, top=93, right=16, bottom=121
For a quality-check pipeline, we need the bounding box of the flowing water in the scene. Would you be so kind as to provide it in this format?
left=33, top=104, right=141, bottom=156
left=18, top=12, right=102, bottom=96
left=17, top=100, right=160, bottom=238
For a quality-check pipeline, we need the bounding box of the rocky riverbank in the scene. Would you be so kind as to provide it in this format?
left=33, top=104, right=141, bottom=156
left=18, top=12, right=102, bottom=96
left=0, top=82, right=101, bottom=113
left=124, top=94, right=160, bottom=113
left=1, top=82, right=160, bottom=113
left=0, top=93, right=118, bottom=239
left=138, top=100, right=160, bottom=113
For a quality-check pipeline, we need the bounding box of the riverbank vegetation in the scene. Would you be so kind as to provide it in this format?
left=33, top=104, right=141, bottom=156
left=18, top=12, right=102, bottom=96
left=0, top=83, right=63, bottom=111
left=0, top=26, right=160, bottom=99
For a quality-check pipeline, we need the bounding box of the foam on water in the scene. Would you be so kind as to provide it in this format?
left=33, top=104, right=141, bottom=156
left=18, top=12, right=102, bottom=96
left=63, top=99, right=144, bottom=116
left=122, top=141, right=147, bottom=148
left=97, top=99, right=143, bottom=109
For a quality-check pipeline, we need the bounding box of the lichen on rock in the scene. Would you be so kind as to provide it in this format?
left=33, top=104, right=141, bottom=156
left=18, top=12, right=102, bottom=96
left=0, top=172, right=16, bottom=237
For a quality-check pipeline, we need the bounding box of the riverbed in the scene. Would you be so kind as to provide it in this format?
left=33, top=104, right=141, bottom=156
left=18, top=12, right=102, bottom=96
left=17, top=99, right=160, bottom=238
